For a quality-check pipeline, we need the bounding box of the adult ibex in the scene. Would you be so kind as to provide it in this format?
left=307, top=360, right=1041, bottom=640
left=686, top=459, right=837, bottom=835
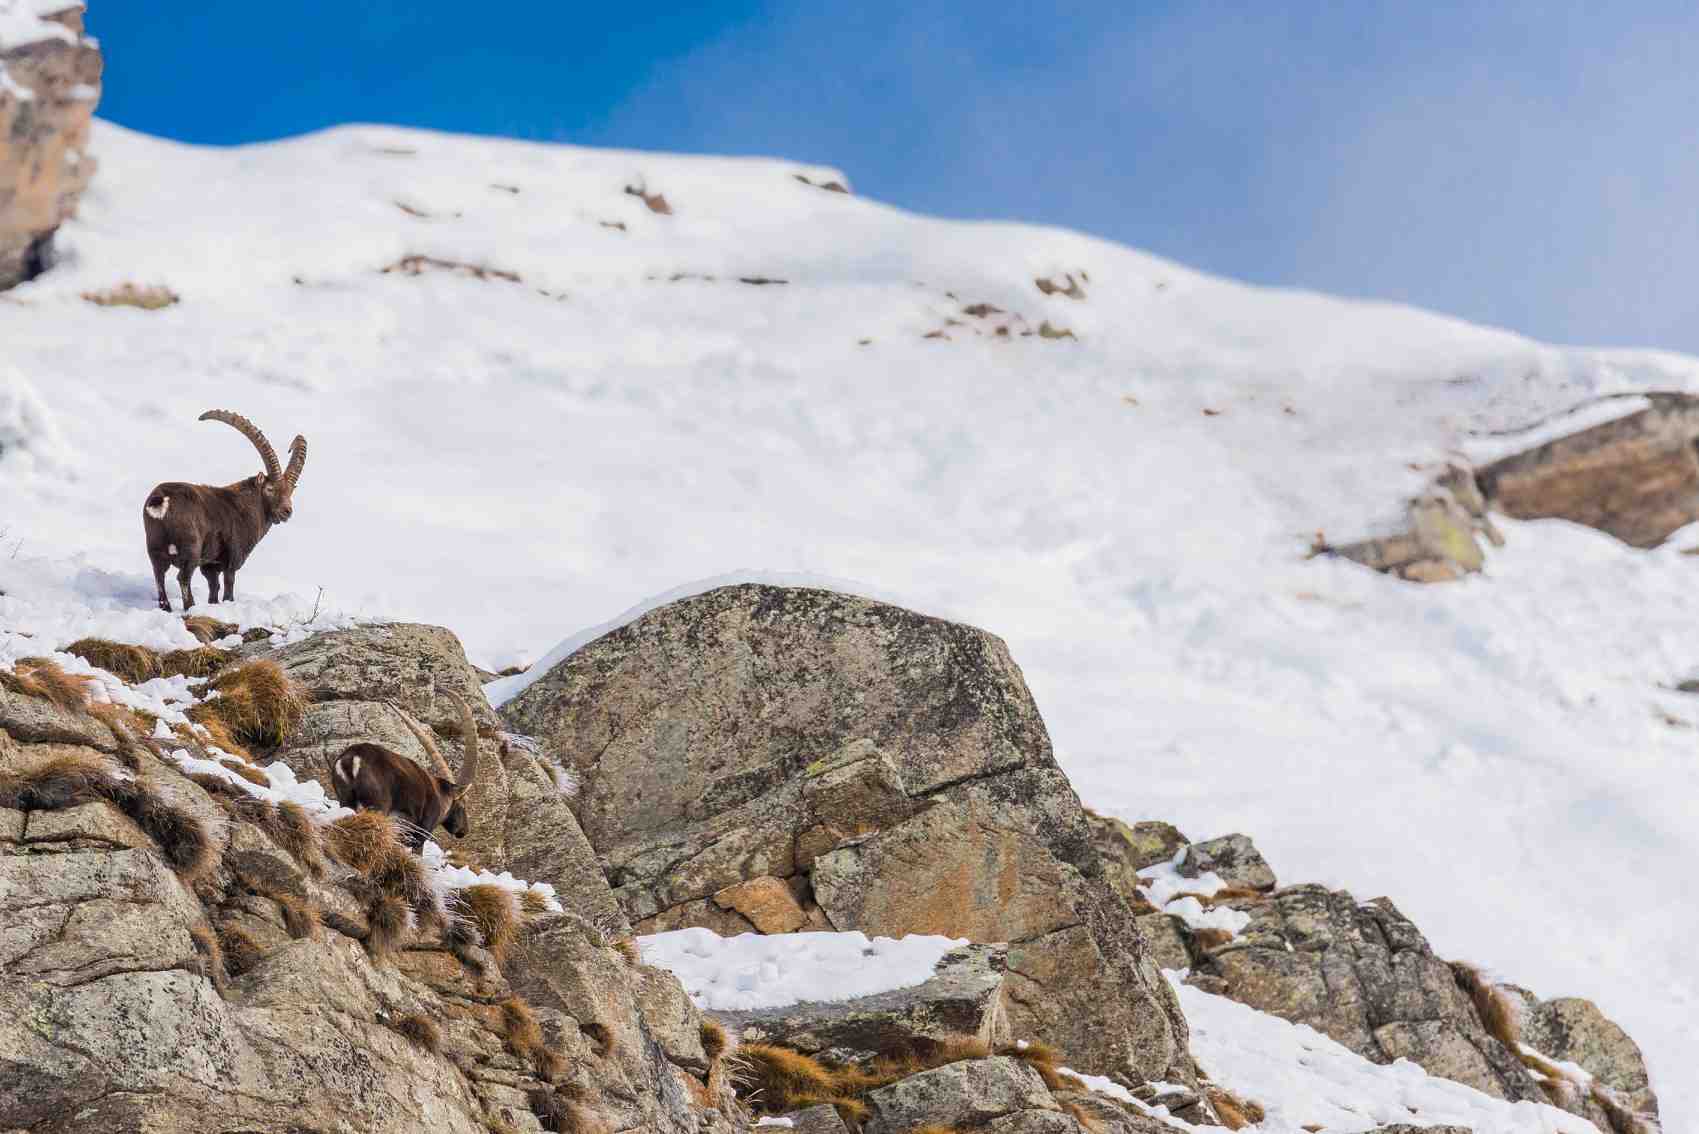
left=329, top=695, right=482, bottom=850
left=143, top=409, right=306, bottom=612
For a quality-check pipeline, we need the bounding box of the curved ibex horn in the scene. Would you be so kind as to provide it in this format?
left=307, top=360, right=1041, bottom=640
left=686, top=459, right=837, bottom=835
left=284, top=435, right=307, bottom=489
left=388, top=702, right=454, bottom=779
left=199, top=410, right=282, bottom=480
left=451, top=694, right=481, bottom=797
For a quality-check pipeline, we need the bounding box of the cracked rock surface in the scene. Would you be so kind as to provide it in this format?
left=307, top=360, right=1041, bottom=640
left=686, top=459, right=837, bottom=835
left=500, top=583, right=1204, bottom=1097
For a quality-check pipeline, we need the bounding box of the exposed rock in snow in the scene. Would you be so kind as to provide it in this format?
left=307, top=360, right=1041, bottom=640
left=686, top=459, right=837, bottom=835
left=501, top=582, right=1205, bottom=1099
left=0, top=1, right=99, bottom=289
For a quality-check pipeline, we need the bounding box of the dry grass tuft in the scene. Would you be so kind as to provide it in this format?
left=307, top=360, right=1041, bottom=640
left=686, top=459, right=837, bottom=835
left=581, top=1021, right=614, bottom=1059
left=64, top=638, right=161, bottom=683
left=189, top=922, right=227, bottom=993
left=389, top=1011, right=442, bottom=1053
left=730, top=1032, right=1043, bottom=1117
left=528, top=1088, right=610, bottom=1134
left=258, top=800, right=326, bottom=878
left=366, top=893, right=412, bottom=958
left=6, top=658, right=94, bottom=711
left=1060, top=1102, right=1102, bottom=1134
left=1190, top=926, right=1234, bottom=951
left=1205, top=1085, right=1266, bottom=1130
left=182, top=614, right=239, bottom=644
left=82, top=282, right=179, bottom=310
left=1452, top=961, right=1523, bottom=1053
left=732, top=1044, right=843, bottom=1113
left=865, top=1035, right=989, bottom=1084
left=500, top=996, right=546, bottom=1061
left=85, top=700, right=155, bottom=769
left=193, top=659, right=306, bottom=748
left=220, top=758, right=270, bottom=787
left=612, top=936, right=642, bottom=966
left=217, top=922, right=266, bottom=977
left=277, top=895, right=321, bottom=940
left=179, top=714, right=251, bottom=762
left=187, top=770, right=246, bottom=800
left=326, top=810, right=401, bottom=873
left=0, top=753, right=216, bottom=879
left=699, top=1017, right=728, bottom=1062
left=521, top=888, right=553, bottom=916
left=462, top=883, right=520, bottom=963
left=999, top=1040, right=1066, bottom=1090
left=160, top=645, right=232, bottom=678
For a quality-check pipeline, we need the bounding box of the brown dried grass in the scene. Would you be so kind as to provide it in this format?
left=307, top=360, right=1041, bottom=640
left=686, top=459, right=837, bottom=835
left=182, top=614, right=239, bottom=644
left=63, top=638, right=160, bottom=683
left=462, top=883, right=520, bottom=963
left=5, top=658, right=93, bottom=711
left=390, top=1012, right=441, bottom=1053
left=1205, top=1084, right=1266, bottom=1130
left=160, top=645, right=232, bottom=678
left=0, top=752, right=215, bottom=879
left=193, top=659, right=306, bottom=747
left=217, top=922, right=266, bottom=977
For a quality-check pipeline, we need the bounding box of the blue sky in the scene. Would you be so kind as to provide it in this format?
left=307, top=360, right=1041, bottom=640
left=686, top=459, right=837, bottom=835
left=96, top=2, right=1699, bottom=353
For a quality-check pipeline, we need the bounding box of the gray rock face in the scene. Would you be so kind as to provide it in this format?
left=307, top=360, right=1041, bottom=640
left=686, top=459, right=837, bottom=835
left=1084, top=811, right=1187, bottom=906
left=861, top=1056, right=1057, bottom=1134
left=267, top=622, right=626, bottom=934
left=500, top=584, right=1203, bottom=1091
left=1192, top=884, right=1548, bottom=1105
left=718, top=944, right=1009, bottom=1064
left=0, top=4, right=101, bottom=290
left=1515, top=991, right=1659, bottom=1120
left=1178, top=833, right=1276, bottom=892
left=1, top=649, right=733, bottom=1134
left=783, top=1104, right=852, bottom=1134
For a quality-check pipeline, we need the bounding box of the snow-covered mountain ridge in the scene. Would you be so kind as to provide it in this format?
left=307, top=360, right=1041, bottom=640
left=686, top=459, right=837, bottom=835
left=2, top=121, right=1696, bottom=1127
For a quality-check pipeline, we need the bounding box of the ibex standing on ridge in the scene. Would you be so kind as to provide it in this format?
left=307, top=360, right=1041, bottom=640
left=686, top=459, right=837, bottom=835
left=329, top=695, right=483, bottom=850
left=143, top=410, right=307, bottom=612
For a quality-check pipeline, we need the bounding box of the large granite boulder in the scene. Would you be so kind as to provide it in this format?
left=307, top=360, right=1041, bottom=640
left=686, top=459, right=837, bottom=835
left=716, top=943, right=1010, bottom=1064
left=860, top=1056, right=1061, bottom=1134
left=266, top=622, right=627, bottom=934
left=500, top=584, right=1203, bottom=1095
left=0, top=3, right=101, bottom=289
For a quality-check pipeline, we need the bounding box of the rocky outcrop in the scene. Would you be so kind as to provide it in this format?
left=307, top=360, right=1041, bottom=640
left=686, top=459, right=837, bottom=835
left=1162, top=832, right=1659, bottom=1129
left=0, top=2, right=101, bottom=289
left=2, top=643, right=737, bottom=1133
left=501, top=584, right=1206, bottom=1100
left=1478, top=392, right=1699, bottom=548
left=1332, top=392, right=1699, bottom=580
left=718, top=943, right=1010, bottom=1064
left=860, top=1056, right=1060, bottom=1134
left=267, top=622, right=628, bottom=934
left=1329, top=465, right=1500, bottom=582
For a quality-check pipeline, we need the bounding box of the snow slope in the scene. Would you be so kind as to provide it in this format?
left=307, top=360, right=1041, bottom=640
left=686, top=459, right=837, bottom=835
left=1, top=121, right=1695, bottom=1126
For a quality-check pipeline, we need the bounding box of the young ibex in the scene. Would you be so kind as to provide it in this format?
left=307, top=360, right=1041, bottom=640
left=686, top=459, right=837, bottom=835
left=329, top=695, right=482, bottom=850
left=143, top=409, right=307, bottom=612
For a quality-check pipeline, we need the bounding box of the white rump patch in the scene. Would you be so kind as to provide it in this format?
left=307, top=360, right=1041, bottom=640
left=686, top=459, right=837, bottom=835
left=145, top=496, right=170, bottom=519
left=167, top=544, right=177, bottom=556
left=349, top=754, right=362, bottom=781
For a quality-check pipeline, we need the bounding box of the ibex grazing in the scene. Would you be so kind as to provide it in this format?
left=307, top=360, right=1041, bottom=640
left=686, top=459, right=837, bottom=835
left=329, top=696, right=482, bottom=850
left=143, top=410, right=307, bottom=612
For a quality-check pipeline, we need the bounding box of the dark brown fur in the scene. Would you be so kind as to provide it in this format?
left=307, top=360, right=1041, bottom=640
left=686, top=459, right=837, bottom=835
left=144, top=409, right=305, bottom=611
left=328, top=698, right=480, bottom=851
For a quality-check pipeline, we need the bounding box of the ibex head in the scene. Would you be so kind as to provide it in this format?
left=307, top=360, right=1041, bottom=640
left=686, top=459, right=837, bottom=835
left=392, top=694, right=482, bottom=839
left=199, top=409, right=308, bottom=524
